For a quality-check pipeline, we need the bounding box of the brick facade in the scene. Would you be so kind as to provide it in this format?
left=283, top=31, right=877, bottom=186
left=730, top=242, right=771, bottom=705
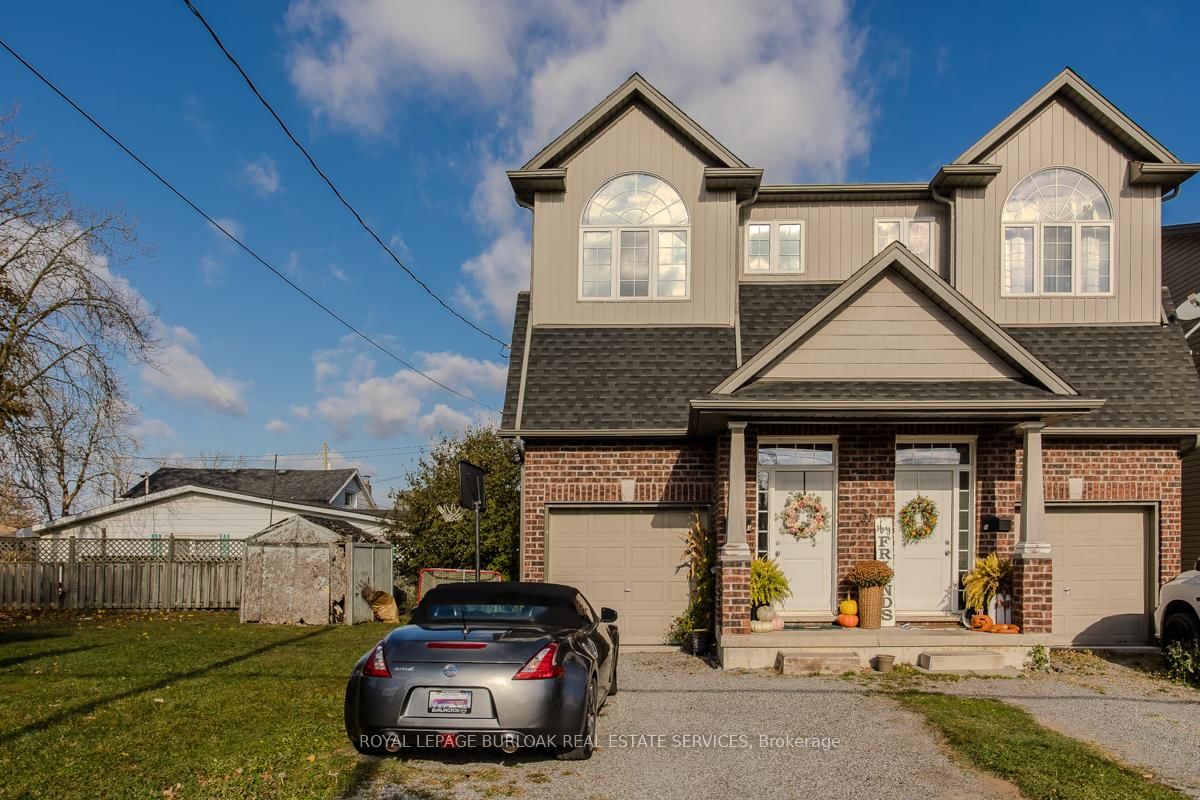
left=1013, top=556, right=1053, bottom=633
left=519, top=428, right=1183, bottom=637
left=519, top=441, right=715, bottom=580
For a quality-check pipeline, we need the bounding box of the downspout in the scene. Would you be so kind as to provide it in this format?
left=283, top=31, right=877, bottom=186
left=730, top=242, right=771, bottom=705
left=1163, top=185, right=1180, bottom=203
left=733, top=186, right=761, bottom=367
left=931, top=185, right=955, bottom=286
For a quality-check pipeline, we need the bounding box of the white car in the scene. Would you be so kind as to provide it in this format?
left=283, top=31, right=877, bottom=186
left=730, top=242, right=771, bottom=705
left=1156, top=559, right=1200, bottom=648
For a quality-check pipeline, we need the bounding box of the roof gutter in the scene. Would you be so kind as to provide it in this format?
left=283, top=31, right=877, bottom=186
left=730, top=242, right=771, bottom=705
left=930, top=185, right=955, bottom=286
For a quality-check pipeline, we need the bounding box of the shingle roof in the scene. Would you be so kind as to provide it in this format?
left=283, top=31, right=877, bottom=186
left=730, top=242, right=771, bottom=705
left=501, top=293, right=530, bottom=430
left=517, top=324, right=736, bottom=430
left=722, top=380, right=1061, bottom=402
left=1009, top=325, right=1200, bottom=428
left=504, top=279, right=1200, bottom=433
left=124, top=467, right=357, bottom=504
left=296, top=514, right=376, bottom=541
left=738, top=283, right=839, bottom=359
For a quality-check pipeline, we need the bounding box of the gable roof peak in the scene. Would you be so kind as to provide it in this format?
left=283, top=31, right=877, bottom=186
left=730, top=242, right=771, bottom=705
left=954, top=66, right=1180, bottom=166
left=715, top=242, right=1077, bottom=397
left=520, top=72, right=747, bottom=172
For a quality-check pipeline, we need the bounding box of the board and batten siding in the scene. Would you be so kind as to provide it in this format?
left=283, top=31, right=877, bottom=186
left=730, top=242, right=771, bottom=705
left=744, top=200, right=949, bottom=282
left=760, top=272, right=1020, bottom=381
left=44, top=493, right=385, bottom=541
left=955, top=99, right=1160, bottom=325
left=530, top=104, right=736, bottom=326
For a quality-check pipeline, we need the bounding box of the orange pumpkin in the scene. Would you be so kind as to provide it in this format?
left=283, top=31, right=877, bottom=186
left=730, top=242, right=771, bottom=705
left=987, top=623, right=1020, bottom=634
left=970, top=614, right=994, bottom=631
left=835, top=614, right=859, bottom=628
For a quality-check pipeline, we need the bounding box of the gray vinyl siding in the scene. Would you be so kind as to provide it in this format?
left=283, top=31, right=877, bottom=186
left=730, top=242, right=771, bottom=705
left=1183, top=450, right=1200, bottom=571
left=955, top=99, right=1161, bottom=325
left=744, top=200, right=948, bottom=281
left=760, top=272, right=1020, bottom=381
left=529, top=103, right=736, bottom=326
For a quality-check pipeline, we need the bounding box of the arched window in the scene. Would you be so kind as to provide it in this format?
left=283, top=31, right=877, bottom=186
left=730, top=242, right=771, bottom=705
left=1001, top=168, right=1113, bottom=296
left=580, top=173, right=690, bottom=299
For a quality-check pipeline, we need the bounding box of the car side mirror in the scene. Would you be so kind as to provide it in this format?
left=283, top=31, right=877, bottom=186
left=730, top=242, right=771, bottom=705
left=600, top=607, right=618, bottom=623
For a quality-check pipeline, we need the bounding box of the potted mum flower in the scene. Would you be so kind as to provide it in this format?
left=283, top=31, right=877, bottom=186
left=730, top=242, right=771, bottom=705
left=845, top=560, right=894, bottom=630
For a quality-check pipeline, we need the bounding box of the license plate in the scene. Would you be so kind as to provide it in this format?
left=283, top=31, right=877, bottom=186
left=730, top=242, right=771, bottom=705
left=428, top=690, right=472, bottom=715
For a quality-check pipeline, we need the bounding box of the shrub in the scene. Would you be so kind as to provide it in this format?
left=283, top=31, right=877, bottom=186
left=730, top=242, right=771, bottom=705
left=963, top=553, right=1013, bottom=613
left=845, top=559, right=894, bottom=588
left=750, top=557, right=792, bottom=608
left=1025, top=644, right=1050, bottom=673
left=1165, top=641, right=1200, bottom=687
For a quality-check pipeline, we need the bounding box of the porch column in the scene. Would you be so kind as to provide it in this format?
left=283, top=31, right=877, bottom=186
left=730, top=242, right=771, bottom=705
left=1014, top=421, right=1053, bottom=634
left=718, top=421, right=752, bottom=637
left=721, top=422, right=753, bottom=561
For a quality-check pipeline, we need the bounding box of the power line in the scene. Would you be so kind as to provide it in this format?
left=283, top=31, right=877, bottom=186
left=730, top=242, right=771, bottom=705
left=121, top=444, right=436, bottom=464
left=0, top=35, right=499, bottom=412
left=181, top=0, right=510, bottom=353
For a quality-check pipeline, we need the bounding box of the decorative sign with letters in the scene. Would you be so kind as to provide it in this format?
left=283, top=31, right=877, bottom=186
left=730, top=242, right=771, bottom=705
left=874, top=516, right=896, bottom=626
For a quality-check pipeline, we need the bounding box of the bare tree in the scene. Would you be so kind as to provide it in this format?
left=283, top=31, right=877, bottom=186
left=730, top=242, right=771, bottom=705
left=0, top=113, right=155, bottom=519
left=155, top=450, right=248, bottom=470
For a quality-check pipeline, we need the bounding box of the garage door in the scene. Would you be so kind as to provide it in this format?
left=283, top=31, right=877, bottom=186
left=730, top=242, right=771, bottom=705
left=547, top=508, right=695, bottom=645
left=1044, top=506, right=1150, bottom=645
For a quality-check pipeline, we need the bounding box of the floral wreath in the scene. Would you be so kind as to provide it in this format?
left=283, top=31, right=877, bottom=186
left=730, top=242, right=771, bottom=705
left=899, top=495, right=939, bottom=542
left=777, top=492, right=829, bottom=547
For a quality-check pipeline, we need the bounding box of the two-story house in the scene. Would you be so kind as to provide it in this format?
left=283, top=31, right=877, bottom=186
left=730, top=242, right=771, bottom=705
left=500, top=69, right=1200, bottom=652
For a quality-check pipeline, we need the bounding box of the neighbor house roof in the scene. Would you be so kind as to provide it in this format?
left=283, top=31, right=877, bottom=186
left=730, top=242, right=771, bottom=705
left=33, top=484, right=392, bottom=535
left=1163, top=223, right=1200, bottom=367
left=124, top=467, right=369, bottom=507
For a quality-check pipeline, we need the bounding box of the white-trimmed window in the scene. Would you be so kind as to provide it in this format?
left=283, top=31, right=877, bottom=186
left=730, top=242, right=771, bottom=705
left=875, top=217, right=935, bottom=267
left=744, top=220, right=805, bottom=274
left=1001, top=167, right=1113, bottom=297
left=579, top=173, right=690, bottom=300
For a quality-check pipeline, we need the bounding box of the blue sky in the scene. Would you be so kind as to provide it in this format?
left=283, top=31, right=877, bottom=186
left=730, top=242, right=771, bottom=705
left=3, top=1, right=1198, bottom=501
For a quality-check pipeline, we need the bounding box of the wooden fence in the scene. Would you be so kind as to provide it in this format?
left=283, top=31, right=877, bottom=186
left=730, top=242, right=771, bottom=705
left=0, top=537, right=242, bottom=610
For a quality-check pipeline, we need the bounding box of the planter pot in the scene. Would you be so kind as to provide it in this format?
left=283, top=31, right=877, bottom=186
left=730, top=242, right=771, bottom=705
left=858, top=585, right=884, bottom=630
left=873, top=654, right=895, bottom=673
left=689, top=631, right=712, bottom=655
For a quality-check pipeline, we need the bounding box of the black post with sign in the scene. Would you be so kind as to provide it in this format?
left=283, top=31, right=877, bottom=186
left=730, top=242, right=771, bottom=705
left=458, top=461, right=487, bottom=582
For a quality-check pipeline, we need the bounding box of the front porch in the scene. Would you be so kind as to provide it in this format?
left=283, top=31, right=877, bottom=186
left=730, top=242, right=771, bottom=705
left=719, top=624, right=1055, bottom=671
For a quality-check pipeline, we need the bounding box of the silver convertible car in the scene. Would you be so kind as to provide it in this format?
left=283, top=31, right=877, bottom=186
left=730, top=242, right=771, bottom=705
left=344, top=582, right=619, bottom=760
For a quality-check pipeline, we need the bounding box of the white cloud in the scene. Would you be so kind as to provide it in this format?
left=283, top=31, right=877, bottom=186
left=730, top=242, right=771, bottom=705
left=265, top=419, right=290, bottom=434
left=309, top=339, right=503, bottom=439
left=129, top=418, right=177, bottom=441
left=284, top=0, right=534, bottom=135
left=285, top=1, right=872, bottom=327
left=290, top=404, right=311, bottom=419
left=241, top=155, right=282, bottom=196
left=329, top=263, right=349, bottom=283
left=208, top=216, right=244, bottom=241
left=140, top=325, right=249, bottom=416
left=201, top=254, right=224, bottom=286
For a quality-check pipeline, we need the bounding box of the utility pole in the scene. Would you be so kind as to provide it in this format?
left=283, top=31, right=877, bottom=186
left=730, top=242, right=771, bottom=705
left=321, top=442, right=329, bottom=471
left=268, top=454, right=278, bottom=525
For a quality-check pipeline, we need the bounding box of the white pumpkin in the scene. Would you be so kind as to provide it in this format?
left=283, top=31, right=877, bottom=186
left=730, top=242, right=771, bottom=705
left=755, top=605, right=777, bottom=622
left=750, top=619, right=774, bottom=633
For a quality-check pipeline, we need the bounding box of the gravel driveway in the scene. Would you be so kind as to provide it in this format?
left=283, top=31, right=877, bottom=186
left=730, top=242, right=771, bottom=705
left=357, top=651, right=1016, bottom=800
left=938, top=652, right=1200, bottom=798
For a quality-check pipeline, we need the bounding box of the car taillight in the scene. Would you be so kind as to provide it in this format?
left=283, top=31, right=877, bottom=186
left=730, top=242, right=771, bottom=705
left=512, top=642, right=563, bottom=680
left=363, top=643, right=390, bottom=678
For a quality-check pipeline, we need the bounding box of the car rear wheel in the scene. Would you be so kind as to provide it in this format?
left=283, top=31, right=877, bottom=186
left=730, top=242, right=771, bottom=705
left=557, top=678, right=597, bottom=761
left=1162, top=609, right=1200, bottom=649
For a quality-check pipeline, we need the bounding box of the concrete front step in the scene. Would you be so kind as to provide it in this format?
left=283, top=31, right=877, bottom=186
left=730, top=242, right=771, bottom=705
left=917, top=649, right=1006, bottom=672
left=775, top=650, right=861, bottom=675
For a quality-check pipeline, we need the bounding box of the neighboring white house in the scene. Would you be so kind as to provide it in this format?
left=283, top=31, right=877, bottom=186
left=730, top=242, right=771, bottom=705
left=34, top=467, right=392, bottom=541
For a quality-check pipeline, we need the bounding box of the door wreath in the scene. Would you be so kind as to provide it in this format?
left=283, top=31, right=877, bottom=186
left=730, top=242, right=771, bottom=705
left=899, top=495, right=938, bottom=542
left=777, top=492, right=829, bottom=547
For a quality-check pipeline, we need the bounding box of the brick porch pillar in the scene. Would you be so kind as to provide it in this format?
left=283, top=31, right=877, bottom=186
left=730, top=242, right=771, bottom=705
left=1014, top=421, right=1053, bottom=633
left=718, top=422, right=752, bottom=638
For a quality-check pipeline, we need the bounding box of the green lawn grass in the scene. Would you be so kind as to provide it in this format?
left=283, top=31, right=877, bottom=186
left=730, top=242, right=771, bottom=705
left=0, top=610, right=402, bottom=800
left=893, top=691, right=1186, bottom=800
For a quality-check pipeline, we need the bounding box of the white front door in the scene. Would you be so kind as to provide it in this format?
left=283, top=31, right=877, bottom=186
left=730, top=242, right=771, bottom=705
left=894, top=470, right=955, bottom=615
left=770, top=470, right=835, bottom=615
